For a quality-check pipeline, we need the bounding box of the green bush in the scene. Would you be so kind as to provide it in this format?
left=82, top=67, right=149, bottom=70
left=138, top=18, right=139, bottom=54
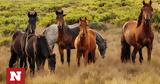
left=0, top=37, right=11, bottom=46
left=89, top=22, right=107, bottom=31
left=152, top=10, right=160, bottom=23
left=0, top=0, right=159, bottom=36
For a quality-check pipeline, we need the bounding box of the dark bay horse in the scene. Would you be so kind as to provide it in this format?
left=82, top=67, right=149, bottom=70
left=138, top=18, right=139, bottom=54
left=9, top=11, right=37, bottom=69
left=121, top=0, right=154, bottom=63
left=56, top=10, right=76, bottom=66
left=9, top=12, right=37, bottom=69
left=25, top=35, right=56, bottom=75
left=74, top=17, right=96, bottom=66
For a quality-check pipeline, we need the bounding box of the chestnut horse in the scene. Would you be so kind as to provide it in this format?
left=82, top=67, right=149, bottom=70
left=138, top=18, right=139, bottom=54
left=121, top=0, right=154, bottom=63
left=74, top=17, right=96, bottom=66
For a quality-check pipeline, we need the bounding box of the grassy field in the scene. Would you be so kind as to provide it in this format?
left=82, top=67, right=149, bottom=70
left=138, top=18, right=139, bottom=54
left=0, top=0, right=160, bottom=84
left=0, top=24, right=160, bottom=84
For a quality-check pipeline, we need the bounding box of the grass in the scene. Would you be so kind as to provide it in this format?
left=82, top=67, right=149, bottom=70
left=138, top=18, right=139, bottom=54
left=0, top=0, right=160, bottom=84
left=0, top=25, right=160, bottom=84
left=0, top=0, right=160, bottom=37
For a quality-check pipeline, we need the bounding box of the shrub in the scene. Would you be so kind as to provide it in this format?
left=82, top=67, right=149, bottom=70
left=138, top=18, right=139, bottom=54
left=0, top=37, right=11, bottom=46
left=89, top=22, right=107, bottom=31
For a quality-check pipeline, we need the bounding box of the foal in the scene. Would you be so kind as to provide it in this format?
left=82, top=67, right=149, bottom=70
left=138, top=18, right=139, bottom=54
left=74, top=17, right=96, bottom=66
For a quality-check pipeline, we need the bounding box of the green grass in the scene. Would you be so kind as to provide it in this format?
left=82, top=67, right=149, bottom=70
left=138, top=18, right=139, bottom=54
left=0, top=0, right=159, bottom=46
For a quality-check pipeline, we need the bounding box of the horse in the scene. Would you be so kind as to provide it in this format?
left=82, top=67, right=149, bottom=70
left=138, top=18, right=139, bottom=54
left=74, top=17, right=96, bottom=66
left=9, top=11, right=37, bottom=69
left=25, top=34, right=56, bottom=75
left=9, top=31, right=27, bottom=69
left=56, top=9, right=75, bottom=66
left=121, top=0, right=154, bottom=63
left=43, top=15, right=107, bottom=61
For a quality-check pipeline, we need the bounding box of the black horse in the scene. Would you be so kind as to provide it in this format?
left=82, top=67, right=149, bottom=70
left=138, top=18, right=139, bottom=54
left=25, top=35, right=56, bottom=75
left=9, top=11, right=37, bottom=69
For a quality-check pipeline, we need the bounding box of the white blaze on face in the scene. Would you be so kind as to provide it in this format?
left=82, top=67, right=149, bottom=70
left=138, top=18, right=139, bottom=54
left=10, top=71, right=21, bottom=81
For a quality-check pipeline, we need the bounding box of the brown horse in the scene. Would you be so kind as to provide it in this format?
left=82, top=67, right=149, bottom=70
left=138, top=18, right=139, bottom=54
left=121, top=0, right=154, bottom=63
left=9, top=11, right=37, bottom=69
left=56, top=10, right=76, bottom=66
left=74, top=17, right=96, bottom=66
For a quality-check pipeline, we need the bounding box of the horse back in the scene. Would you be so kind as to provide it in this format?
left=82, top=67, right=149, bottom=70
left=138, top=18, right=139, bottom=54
left=25, top=35, right=37, bottom=56
left=11, top=31, right=24, bottom=54
left=87, top=29, right=96, bottom=50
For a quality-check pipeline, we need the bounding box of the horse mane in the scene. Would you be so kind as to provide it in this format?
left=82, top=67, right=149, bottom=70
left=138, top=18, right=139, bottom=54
left=137, top=10, right=143, bottom=27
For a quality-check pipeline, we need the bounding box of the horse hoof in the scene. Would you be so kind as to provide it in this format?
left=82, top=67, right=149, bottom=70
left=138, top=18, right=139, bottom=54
left=139, top=59, right=143, bottom=64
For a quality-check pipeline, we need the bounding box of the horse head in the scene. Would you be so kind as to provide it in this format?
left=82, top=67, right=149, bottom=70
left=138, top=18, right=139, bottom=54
left=98, top=39, right=107, bottom=58
left=26, top=11, right=37, bottom=34
left=55, top=9, right=66, bottom=32
left=137, top=0, right=153, bottom=27
left=48, top=53, right=56, bottom=73
left=79, top=17, right=88, bottom=40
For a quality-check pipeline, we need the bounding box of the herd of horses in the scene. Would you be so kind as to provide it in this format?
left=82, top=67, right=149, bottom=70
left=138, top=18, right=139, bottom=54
left=8, top=0, right=154, bottom=76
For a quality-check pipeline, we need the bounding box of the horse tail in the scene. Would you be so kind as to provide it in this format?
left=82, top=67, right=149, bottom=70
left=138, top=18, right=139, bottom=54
left=121, top=35, right=130, bottom=63
left=12, top=31, right=21, bottom=40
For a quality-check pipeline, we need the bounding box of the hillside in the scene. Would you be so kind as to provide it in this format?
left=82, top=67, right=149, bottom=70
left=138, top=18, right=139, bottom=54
left=0, top=0, right=160, bottom=84
left=0, top=0, right=160, bottom=46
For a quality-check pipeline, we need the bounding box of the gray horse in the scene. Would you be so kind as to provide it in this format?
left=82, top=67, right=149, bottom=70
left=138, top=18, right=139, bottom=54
left=43, top=23, right=107, bottom=58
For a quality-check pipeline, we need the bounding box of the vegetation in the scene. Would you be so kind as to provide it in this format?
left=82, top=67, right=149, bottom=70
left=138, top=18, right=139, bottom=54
left=0, top=0, right=160, bottom=37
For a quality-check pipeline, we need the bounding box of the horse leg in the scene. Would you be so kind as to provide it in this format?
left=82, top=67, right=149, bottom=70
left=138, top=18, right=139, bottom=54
left=67, top=49, right=71, bottom=66
left=28, top=56, right=35, bottom=76
left=9, top=50, right=17, bottom=68
left=19, top=55, right=24, bottom=68
left=83, top=51, right=88, bottom=66
left=139, top=48, right=143, bottom=63
left=32, top=56, right=35, bottom=76
left=147, top=45, right=152, bottom=63
left=131, top=47, right=138, bottom=63
left=58, top=47, right=64, bottom=64
left=42, top=57, right=46, bottom=70
left=92, top=49, right=96, bottom=63
left=28, top=57, right=33, bottom=76
left=77, top=50, right=81, bottom=67
left=23, top=54, right=28, bottom=70
left=36, top=56, right=40, bottom=71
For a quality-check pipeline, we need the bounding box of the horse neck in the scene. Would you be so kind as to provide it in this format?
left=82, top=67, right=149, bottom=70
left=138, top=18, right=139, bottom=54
left=26, top=24, right=35, bottom=34
left=79, top=26, right=88, bottom=43
left=140, top=19, right=152, bottom=34
left=57, top=24, right=70, bottom=40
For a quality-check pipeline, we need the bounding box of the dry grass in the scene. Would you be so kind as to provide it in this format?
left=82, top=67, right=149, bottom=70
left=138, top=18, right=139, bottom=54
left=0, top=24, right=160, bottom=84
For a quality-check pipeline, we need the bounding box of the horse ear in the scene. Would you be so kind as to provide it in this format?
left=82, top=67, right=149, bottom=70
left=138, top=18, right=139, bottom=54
left=149, top=0, right=152, bottom=5
left=34, top=12, right=37, bottom=17
left=85, top=17, right=87, bottom=20
left=63, top=14, right=66, bottom=16
left=55, top=9, right=63, bottom=15
left=143, top=0, right=146, bottom=5
left=28, top=12, right=31, bottom=17
left=79, top=17, right=82, bottom=21
left=55, top=10, right=59, bottom=15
